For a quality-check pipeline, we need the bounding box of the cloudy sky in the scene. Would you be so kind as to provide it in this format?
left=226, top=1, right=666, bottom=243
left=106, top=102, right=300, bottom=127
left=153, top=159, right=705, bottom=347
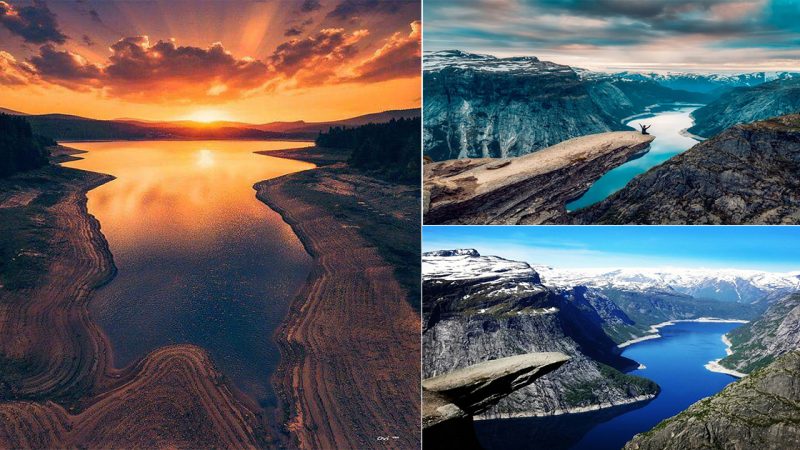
left=423, top=226, right=800, bottom=272
left=424, top=0, right=800, bottom=73
left=0, top=0, right=420, bottom=122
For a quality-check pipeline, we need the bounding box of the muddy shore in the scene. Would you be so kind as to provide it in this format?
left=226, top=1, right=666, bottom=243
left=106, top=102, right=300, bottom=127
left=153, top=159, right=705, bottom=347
left=0, top=148, right=265, bottom=448
left=254, top=146, right=421, bottom=449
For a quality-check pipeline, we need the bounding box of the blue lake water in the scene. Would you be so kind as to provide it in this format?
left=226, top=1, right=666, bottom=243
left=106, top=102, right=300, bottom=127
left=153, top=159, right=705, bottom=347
left=566, top=106, right=702, bottom=211
left=62, top=140, right=316, bottom=408
left=475, top=321, right=742, bottom=450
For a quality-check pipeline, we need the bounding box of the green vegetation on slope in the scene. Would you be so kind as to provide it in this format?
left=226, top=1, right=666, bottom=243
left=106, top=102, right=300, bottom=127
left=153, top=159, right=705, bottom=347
left=719, top=293, right=800, bottom=374
left=564, top=363, right=659, bottom=408
left=0, top=114, right=52, bottom=178
left=316, top=117, right=421, bottom=183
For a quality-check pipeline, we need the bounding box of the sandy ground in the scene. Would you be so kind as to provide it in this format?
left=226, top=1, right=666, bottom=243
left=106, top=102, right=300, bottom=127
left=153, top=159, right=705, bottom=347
left=254, top=147, right=420, bottom=449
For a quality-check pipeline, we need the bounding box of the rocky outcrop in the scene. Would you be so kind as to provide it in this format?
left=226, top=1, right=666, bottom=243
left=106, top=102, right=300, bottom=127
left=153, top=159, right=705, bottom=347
left=720, top=293, right=800, bottom=374
left=422, top=353, right=569, bottom=450
left=423, top=50, right=702, bottom=161
left=423, top=250, right=659, bottom=418
left=424, top=131, right=654, bottom=224
left=689, top=78, right=800, bottom=137
left=625, top=351, right=800, bottom=450
left=574, top=114, right=800, bottom=224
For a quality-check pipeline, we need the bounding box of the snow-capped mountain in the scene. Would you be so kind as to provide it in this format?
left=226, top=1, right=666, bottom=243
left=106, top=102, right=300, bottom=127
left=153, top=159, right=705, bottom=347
left=423, top=249, right=542, bottom=285
left=535, top=267, right=800, bottom=303
left=423, top=49, right=572, bottom=74
left=425, top=50, right=800, bottom=93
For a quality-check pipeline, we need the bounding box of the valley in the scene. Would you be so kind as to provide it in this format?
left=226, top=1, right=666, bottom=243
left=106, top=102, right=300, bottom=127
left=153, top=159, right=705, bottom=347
left=422, top=244, right=800, bottom=450
left=423, top=49, right=800, bottom=225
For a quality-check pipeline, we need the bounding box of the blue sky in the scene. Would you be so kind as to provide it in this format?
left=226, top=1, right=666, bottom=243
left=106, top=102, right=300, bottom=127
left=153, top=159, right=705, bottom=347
left=423, top=226, right=800, bottom=272
left=424, top=0, right=800, bottom=73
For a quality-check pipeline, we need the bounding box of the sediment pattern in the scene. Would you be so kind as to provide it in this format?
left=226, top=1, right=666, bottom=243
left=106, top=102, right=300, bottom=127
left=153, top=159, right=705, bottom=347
left=255, top=164, right=420, bottom=450
left=0, top=164, right=262, bottom=448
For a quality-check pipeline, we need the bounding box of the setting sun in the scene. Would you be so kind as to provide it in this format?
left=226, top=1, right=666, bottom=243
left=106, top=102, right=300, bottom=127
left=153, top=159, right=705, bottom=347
left=183, top=109, right=232, bottom=123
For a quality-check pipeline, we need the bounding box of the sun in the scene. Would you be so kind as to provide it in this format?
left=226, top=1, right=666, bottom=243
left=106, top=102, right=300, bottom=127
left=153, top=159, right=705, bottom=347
left=182, top=109, right=232, bottom=123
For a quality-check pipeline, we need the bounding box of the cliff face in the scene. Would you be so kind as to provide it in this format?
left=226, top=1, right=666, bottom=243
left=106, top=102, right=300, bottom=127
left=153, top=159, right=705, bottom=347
left=720, top=293, right=800, bottom=374
left=423, top=250, right=659, bottom=417
left=424, top=131, right=654, bottom=224
left=574, top=114, right=800, bottom=224
left=423, top=50, right=702, bottom=161
left=422, top=353, right=569, bottom=450
left=625, top=351, right=800, bottom=450
left=688, top=78, right=800, bottom=138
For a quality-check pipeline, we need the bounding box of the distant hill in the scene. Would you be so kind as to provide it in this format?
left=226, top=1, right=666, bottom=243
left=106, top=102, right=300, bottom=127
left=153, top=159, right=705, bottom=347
left=0, top=107, right=26, bottom=115
left=0, top=107, right=420, bottom=141
left=258, top=108, right=421, bottom=134
left=688, top=78, right=800, bottom=137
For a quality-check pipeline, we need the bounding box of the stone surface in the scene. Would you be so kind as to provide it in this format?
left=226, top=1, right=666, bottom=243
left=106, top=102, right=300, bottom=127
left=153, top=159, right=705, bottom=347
left=721, top=293, right=800, bottom=374
left=574, top=114, right=800, bottom=224
left=424, top=131, right=654, bottom=224
left=689, top=78, right=800, bottom=138
left=423, top=250, right=659, bottom=418
left=423, top=50, right=703, bottom=161
left=422, top=353, right=569, bottom=450
left=625, top=351, right=800, bottom=450
left=423, top=352, right=570, bottom=416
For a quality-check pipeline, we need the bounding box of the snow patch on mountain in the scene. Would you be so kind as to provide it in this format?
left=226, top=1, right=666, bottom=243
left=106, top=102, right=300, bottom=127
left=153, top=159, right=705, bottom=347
left=535, top=267, right=800, bottom=303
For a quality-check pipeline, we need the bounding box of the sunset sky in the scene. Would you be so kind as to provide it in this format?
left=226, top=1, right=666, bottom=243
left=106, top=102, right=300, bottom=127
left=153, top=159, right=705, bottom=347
left=424, top=0, right=800, bottom=73
left=0, top=0, right=420, bottom=122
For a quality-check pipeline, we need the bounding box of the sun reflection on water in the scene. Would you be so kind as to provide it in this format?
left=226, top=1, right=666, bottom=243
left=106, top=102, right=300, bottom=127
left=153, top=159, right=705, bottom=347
left=197, top=149, right=215, bottom=168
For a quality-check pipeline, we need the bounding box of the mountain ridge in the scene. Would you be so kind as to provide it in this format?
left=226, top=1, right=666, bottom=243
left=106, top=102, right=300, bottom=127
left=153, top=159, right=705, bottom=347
left=0, top=107, right=420, bottom=141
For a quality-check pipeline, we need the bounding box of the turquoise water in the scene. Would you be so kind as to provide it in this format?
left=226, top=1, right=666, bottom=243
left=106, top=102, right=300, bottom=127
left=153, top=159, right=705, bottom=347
left=475, top=321, right=742, bottom=450
left=566, top=106, right=701, bottom=211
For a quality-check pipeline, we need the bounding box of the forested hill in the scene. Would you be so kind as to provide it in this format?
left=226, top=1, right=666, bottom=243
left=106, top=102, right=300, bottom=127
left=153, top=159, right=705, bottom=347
left=0, top=114, right=53, bottom=177
left=315, top=117, right=421, bottom=183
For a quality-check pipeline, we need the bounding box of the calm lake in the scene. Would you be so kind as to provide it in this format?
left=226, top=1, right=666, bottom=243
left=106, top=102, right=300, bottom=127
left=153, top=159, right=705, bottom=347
left=566, top=105, right=701, bottom=211
left=62, top=140, right=315, bottom=407
left=475, top=321, right=742, bottom=450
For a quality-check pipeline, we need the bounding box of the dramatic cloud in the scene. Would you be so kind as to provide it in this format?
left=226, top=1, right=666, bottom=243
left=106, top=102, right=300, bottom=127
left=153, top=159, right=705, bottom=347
left=352, top=20, right=420, bottom=82
left=284, top=27, right=302, bottom=37
left=424, top=0, right=800, bottom=72
left=28, top=37, right=269, bottom=102
left=300, top=0, right=322, bottom=12
left=29, top=44, right=101, bottom=86
left=0, top=0, right=67, bottom=44
left=0, top=51, right=36, bottom=85
left=269, top=27, right=368, bottom=85
left=327, top=0, right=403, bottom=20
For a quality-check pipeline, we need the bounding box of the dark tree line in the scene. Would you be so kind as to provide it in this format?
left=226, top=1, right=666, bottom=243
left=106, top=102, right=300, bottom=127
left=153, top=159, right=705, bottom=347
left=315, top=117, right=421, bottom=183
left=0, top=114, right=53, bottom=178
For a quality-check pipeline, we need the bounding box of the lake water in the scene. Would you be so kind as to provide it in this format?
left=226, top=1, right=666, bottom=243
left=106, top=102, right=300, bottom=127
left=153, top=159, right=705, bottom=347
left=475, top=321, right=742, bottom=450
left=566, top=106, right=701, bottom=211
left=62, top=140, right=315, bottom=407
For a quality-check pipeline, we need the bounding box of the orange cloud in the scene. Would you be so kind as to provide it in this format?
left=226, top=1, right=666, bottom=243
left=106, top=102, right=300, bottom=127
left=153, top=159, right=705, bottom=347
left=351, top=20, right=420, bottom=82
left=0, top=51, right=36, bottom=85
left=9, top=22, right=420, bottom=103
left=0, top=0, right=67, bottom=45
left=268, top=27, right=369, bottom=86
left=27, top=37, right=269, bottom=103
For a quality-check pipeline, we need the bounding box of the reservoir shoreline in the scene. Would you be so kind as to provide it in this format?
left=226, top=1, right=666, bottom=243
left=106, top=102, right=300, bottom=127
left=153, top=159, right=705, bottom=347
left=618, top=317, right=750, bottom=348
left=0, top=147, right=264, bottom=448
left=254, top=147, right=421, bottom=449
